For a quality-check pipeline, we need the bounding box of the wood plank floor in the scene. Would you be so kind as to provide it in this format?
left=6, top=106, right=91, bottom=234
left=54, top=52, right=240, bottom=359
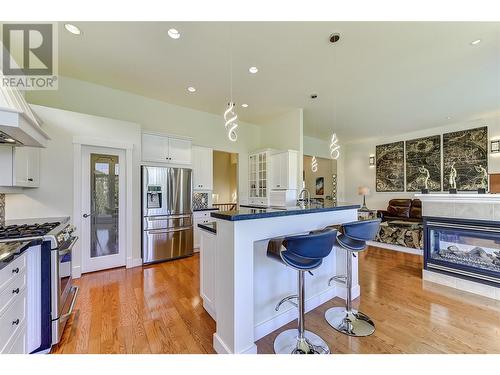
left=52, top=247, right=500, bottom=354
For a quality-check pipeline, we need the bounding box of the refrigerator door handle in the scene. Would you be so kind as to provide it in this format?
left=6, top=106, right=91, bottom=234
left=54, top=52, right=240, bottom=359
left=145, top=214, right=192, bottom=220
left=146, top=226, right=193, bottom=234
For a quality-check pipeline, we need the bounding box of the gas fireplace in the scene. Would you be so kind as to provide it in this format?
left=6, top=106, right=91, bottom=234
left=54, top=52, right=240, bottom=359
left=424, top=217, right=500, bottom=286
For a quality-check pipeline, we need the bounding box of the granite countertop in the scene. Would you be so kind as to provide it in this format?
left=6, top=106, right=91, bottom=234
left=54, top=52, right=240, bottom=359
left=193, top=207, right=219, bottom=212
left=0, top=240, right=35, bottom=270
left=211, top=202, right=360, bottom=221
left=197, top=222, right=217, bottom=234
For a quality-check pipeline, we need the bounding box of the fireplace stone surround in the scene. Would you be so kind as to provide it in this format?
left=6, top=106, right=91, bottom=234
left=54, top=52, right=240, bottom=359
left=417, top=193, right=500, bottom=300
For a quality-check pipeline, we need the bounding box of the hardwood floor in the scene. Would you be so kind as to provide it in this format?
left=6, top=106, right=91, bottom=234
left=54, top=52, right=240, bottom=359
left=52, top=254, right=216, bottom=354
left=52, top=247, right=500, bottom=354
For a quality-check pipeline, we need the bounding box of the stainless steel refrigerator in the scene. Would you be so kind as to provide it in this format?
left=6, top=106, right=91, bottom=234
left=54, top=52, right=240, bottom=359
left=142, top=166, right=193, bottom=264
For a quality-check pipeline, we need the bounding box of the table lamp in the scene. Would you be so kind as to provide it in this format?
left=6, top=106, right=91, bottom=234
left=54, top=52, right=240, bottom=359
left=358, top=186, right=370, bottom=212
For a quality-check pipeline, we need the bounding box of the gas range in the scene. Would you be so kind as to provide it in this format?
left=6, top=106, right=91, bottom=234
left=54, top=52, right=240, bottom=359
left=0, top=216, right=79, bottom=350
left=0, top=222, right=61, bottom=240
left=0, top=217, right=75, bottom=249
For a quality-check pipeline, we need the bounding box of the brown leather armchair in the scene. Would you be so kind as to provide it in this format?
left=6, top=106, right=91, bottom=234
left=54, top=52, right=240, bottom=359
left=377, top=199, right=422, bottom=223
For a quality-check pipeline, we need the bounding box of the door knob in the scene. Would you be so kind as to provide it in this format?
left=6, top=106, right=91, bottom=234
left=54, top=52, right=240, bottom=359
left=83, top=213, right=93, bottom=218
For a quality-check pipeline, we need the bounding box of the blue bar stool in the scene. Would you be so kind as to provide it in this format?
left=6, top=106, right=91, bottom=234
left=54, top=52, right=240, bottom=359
left=267, top=228, right=337, bottom=354
left=325, top=219, right=380, bottom=337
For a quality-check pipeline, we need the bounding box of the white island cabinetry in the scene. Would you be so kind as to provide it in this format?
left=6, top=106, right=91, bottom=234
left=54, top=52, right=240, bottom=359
left=209, top=203, right=360, bottom=354
left=199, top=225, right=216, bottom=319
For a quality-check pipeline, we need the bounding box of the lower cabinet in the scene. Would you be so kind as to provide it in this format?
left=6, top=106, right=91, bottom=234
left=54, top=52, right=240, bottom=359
left=199, top=229, right=216, bottom=319
left=0, top=246, right=41, bottom=354
left=193, top=210, right=217, bottom=250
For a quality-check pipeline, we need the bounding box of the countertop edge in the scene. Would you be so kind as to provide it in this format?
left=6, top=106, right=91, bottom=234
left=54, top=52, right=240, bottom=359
left=197, top=223, right=217, bottom=234
left=211, top=204, right=360, bottom=221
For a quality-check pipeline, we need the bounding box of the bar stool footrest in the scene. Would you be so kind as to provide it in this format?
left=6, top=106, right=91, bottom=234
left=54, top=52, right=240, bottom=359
left=328, top=275, right=347, bottom=286
left=275, top=295, right=298, bottom=311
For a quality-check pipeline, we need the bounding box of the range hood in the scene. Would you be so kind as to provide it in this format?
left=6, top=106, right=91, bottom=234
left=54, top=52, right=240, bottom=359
left=0, top=74, right=50, bottom=147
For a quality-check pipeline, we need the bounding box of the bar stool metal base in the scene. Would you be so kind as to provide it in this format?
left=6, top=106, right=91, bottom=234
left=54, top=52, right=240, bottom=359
left=274, top=329, right=330, bottom=354
left=324, top=307, right=375, bottom=337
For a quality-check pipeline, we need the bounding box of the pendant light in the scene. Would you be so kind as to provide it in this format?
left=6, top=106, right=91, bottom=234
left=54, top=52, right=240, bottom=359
left=311, top=156, right=318, bottom=172
left=223, top=28, right=238, bottom=142
left=330, top=133, right=340, bottom=160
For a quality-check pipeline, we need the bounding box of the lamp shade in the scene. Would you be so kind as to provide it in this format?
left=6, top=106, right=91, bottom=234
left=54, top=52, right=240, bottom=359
left=358, top=186, right=370, bottom=196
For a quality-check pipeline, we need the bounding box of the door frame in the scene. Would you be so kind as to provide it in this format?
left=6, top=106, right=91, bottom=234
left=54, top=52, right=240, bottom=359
left=72, top=136, right=135, bottom=278
left=81, top=146, right=125, bottom=273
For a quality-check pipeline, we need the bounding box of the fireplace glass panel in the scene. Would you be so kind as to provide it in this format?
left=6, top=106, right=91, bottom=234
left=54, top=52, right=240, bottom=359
left=429, top=226, right=500, bottom=273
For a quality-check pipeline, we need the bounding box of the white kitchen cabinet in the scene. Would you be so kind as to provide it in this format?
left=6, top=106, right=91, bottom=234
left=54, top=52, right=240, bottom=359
left=141, top=133, right=169, bottom=163
left=0, top=245, right=41, bottom=354
left=0, top=146, right=40, bottom=188
left=199, top=227, right=216, bottom=319
left=192, top=146, right=213, bottom=190
left=270, top=150, right=298, bottom=190
left=14, top=147, right=40, bottom=187
left=248, top=149, right=273, bottom=207
left=193, top=210, right=217, bottom=249
left=0, top=252, right=27, bottom=354
left=168, top=137, right=192, bottom=165
left=142, top=133, right=192, bottom=165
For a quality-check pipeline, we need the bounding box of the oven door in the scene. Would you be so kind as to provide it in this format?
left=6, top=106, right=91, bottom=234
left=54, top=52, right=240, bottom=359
left=51, top=236, right=79, bottom=345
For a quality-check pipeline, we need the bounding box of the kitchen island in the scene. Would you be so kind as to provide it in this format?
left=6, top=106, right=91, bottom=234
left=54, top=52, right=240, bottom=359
left=208, top=202, right=359, bottom=354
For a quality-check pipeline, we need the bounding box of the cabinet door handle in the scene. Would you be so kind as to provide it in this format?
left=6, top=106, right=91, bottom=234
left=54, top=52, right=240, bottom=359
left=12, top=319, right=20, bottom=326
left=28, top=178, right=33, bottom=182
left=12, top=267, right=19, bottom=274
left=12, top=288, right=20, bottom=294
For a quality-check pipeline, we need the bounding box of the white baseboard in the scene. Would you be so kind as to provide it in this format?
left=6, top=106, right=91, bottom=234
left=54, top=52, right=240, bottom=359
left=335, top=284, right=360, bottom=301
left=202, top=299, right=216, bottom=320
left=72, top=265, right=81, bottom=279
left=254, top=286, right=338, bottom=341
left=368, top=240, right=423, bottom=256
left=213, top=333, right=257, bottom=354
left=127, top=257, right=143, bottom=268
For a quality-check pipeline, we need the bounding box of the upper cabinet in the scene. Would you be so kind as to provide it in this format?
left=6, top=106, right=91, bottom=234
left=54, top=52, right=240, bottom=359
left=248, top=149, right=273, bottom=207
left=0, top=146, right=40, bottom=188
left=0, top=76, right=49, bottom=147
left=192, top=145, right=213, bottom=190
left=142, top=133, right=192, bottom=165
left=270, top=150, right=298, bottom=190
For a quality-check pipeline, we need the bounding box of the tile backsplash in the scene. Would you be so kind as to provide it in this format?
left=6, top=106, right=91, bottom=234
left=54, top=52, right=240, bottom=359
left=193, top=192, right=209, bottom=210
left=0, top=193, right=5, bottom=226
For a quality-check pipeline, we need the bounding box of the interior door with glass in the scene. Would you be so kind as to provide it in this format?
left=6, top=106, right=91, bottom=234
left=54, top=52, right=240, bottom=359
left=81, top=146, right=126, bottom=273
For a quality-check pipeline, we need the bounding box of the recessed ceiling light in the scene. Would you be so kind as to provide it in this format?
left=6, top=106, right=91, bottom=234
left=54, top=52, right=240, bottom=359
left=329, top=33, right=341, bottom=43
left=446, top=116, right=452, bottom=120
left=249, top=66, right=259, bottom=74
left=64, top=24, right=82, bottom=35
left=471, top=39, right=481, bottom=45
left=168, top=28, right=181, bottom=39
left=241, top=104, right=248, bottom=108
left=187, top=86, right=196, bottom=93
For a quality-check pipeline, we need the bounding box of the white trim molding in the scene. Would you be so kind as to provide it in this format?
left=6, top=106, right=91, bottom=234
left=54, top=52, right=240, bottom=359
left=72, top=136, right=135, bottom=278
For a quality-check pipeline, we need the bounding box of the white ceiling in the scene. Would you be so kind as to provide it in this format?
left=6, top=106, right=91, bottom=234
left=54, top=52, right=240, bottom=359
left=57, top=22, right=500, bottom=142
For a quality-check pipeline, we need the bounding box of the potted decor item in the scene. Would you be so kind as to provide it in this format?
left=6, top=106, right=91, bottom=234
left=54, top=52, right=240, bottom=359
left=419, top=165, right=430, bottom=194
left=448, top=162, right=457, bottom=194
left=475, top=164, right=488, bottom=194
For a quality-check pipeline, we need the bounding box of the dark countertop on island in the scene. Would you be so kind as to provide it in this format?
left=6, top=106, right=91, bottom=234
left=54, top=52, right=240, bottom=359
left=197, top=222, right=217, bottom=234
left=211, top=202, right=360, bottom=221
